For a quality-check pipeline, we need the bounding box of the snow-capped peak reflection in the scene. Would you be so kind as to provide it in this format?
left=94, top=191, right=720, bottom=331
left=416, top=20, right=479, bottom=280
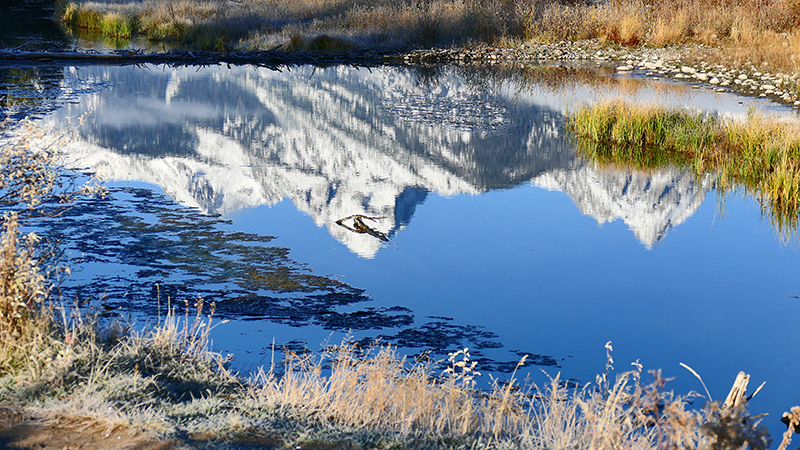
left=55, top=63, right=724, bottom=256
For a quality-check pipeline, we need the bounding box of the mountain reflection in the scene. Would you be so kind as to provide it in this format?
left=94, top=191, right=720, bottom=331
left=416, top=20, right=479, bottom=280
left=56, top=63, right=713, bottom=255
left=44, top=185, right=543, bottom=372
left=534, top=166, right=710, bottom=248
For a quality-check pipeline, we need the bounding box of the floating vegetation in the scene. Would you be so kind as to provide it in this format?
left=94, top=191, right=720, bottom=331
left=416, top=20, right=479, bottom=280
left=45, top=187, right=400, bottom=326
left=567, top=99, right=800, bottom=240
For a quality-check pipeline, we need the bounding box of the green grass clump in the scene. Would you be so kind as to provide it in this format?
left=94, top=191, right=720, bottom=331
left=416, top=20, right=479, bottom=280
left=61, top=2, right=135, bottom=39
left=567, top=100, right=800, bottom=238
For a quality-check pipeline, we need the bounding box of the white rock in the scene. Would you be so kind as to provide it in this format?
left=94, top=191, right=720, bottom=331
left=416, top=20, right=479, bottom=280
left=616, top=65, right=634, bottom=71
left=738, top=73, right=748, bottom=80
left=721, top=80, right=731, bottom=86
left=697, top=73, right=709, bottom=81
left=680, top=66, right=696, bottom=74
left=709, top=77, right=720, bottom=84
left=761, top=84, right=776, bottom=90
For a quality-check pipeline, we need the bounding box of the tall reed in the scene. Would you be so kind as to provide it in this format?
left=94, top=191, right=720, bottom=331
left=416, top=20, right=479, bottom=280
left=0, top=213, right=57, bottom=377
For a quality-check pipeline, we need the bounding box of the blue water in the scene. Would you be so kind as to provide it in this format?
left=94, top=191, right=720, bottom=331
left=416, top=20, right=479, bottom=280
left=222, top=180, right=800, bottom=421
left=15, top=61, right=800, bottom=438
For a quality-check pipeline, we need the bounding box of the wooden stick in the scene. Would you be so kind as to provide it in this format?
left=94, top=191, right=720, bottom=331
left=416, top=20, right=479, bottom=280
left=723, top=371, right=750, bottom=410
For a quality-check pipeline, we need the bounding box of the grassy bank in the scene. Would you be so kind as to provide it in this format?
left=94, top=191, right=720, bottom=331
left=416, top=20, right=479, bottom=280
left=566, top=100, right=800, bottom=238
left=55, top=0, right=800, bottom=67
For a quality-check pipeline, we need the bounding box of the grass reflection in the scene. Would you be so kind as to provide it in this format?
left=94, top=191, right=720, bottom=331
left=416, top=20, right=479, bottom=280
left=567, top=99, right=800, bottom=240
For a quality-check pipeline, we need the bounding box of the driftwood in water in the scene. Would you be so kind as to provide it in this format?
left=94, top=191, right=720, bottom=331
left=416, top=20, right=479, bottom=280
left=335, top=215, right=389, bottom=242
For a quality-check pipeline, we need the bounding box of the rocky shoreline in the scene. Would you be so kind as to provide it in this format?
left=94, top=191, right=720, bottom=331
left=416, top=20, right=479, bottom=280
left=401, top=40, right=800, bottom=109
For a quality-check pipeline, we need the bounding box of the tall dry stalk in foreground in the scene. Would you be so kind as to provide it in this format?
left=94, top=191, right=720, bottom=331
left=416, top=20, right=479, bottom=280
left=0, top=213, right=54, bottom=376
left=778, top=406, right=800, bottom=450
left=0, top=120, right=66, bottom=377
left=0, top=118, right=103, bottom=378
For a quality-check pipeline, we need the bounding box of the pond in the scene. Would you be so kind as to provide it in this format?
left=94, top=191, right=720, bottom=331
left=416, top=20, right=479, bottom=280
left=3, top=60, right=800, bottom=437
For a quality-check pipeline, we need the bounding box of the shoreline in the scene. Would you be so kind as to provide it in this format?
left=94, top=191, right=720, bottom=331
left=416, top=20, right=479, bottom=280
left=3, top=40, right=800, bottom=110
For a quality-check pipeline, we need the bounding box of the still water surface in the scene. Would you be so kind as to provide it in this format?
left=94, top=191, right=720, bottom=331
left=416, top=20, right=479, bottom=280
left=7, top=61, right=800, bottom=434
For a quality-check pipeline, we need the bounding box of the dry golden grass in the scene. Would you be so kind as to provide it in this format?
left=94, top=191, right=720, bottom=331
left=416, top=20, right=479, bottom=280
left=0, top=213, right=55, bottom=377
left=55, top=0, right=800, bottom=76
left=247, top=346, right=532, bottom=438
left=531, top=0, right=800, bottom=74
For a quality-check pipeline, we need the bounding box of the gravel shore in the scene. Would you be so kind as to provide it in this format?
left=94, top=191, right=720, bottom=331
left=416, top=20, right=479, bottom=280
left=400, top=40, right=800, bottom=109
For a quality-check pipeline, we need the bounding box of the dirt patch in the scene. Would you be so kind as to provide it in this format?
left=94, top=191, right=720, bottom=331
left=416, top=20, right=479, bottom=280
left=0, top=408, right=174, bottom=450
left=0, top=408, right=291, bottom=450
